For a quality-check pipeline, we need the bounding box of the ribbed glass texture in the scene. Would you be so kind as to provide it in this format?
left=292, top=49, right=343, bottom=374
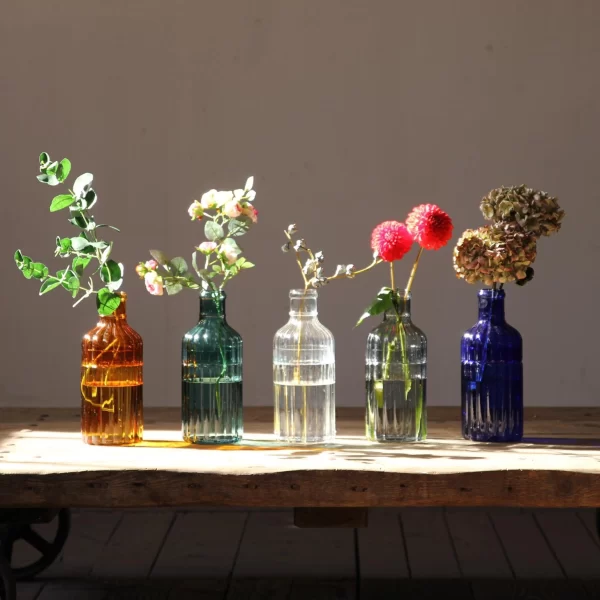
left=182, top=290, right=243, bottom=444
left=273, top=289, right=335, bottom=444
left=365, top=292, right=427, bottom=442
left=461, top=288, right=523, bottom=442
left=81, top=292, right=143, bottom=445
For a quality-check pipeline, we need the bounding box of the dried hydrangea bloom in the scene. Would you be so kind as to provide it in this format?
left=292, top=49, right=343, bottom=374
left=480, top=184, right=564, bottom=238
left=453, top=224, right=537, bottom=286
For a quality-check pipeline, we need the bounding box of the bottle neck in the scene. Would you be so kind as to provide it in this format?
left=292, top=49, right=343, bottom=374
left=200, top=290, right=226, bottom=320
left=478, top=289, right=506, bottom=324
left=384, top=293, right=411, bottom=320
left=99, top=292, right=128, bottom=323
left=289, top=289, right=318, bottom=319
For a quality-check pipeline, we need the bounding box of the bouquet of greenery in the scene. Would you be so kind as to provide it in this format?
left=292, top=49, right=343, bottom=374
left=14, top=153, right=125, bottom=315
left=136, top=176, right=257, bottom=293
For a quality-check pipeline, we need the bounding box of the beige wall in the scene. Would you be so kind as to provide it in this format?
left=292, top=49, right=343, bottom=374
left=1, top=0, right=596, bottom=408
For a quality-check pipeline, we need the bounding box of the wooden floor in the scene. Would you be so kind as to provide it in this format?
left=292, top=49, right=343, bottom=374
left=11, top=508, right=600, bottom=599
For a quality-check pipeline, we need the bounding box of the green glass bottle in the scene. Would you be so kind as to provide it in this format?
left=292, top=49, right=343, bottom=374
left=182, top=289, right=243, bottom=444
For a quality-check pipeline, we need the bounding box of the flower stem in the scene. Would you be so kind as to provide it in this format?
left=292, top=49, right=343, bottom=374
left=284, top=229, right=308, bottom=288
left=390, top=261, right=395, bottom=291
left=405, top=247, right=424, bottom=297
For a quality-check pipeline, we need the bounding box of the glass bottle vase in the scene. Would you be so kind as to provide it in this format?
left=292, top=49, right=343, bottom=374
left=461, top=288, right=523, bottom=442
left=182, top=289, right=243, bottom=444
left=365, top=291, right=427, bottom=442
left=273, top=289, right=335, bottom=444
left=81, top=292, right=143, bottom=445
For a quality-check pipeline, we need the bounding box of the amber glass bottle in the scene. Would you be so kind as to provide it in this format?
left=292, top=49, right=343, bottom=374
left=80, top=292, right=143, bottom=445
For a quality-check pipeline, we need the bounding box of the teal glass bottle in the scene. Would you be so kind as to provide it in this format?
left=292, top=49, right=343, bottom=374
left=182, top=289, right=243, bottom=444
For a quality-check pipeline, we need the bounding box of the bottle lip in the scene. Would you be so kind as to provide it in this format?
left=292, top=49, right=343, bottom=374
left=200, top=288, right=226, bottom=299
left=290, top=289, right=317, bottom=299
left=478, top=288, right=505, bottom=298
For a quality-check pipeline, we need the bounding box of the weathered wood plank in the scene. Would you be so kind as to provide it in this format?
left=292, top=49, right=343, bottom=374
left=43, top=510, right=123, bottom=578
left=1, top=408, right=600, bottom=509
left=226, top=579, right=292, bottom=600
left=151, top=511, right=246, bottom=580
left=37, top=583, right=108, bottom=600
left=445, top=508, right=513, bottom=578
left=471, top=580, right=589, bottom=599
left=533, top=509, right=600, bottom=578
left=400, top=509, right=461, bottom=578
left=16, top=582, right=45, bottom=600
left=233, top=511, right=355, bottom=578
left=91, top=510, right=175, bottom=578
left=356, top=509, right=409, bottom=579
left=289, top=579, right=356, bottom=600
left=489, top=511, right=564, bottom=579
left=294, top=508, right=367, bottom=528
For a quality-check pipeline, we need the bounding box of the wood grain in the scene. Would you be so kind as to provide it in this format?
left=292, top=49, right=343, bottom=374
left=1, top=408, right=600, bottom=508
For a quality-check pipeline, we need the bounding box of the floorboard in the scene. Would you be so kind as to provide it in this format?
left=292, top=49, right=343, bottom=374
left=400, top=508, right=461, bottom=578
left=489, top=510, right=564, bottom=579
left=534, top=509, right=600, bottom=578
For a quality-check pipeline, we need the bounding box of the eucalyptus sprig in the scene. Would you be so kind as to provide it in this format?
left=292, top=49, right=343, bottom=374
left=14, top=152, right=124, bottom=316
left=138, top=177, right=257, bottom=295
left=282, top=224, right=381, bottom=290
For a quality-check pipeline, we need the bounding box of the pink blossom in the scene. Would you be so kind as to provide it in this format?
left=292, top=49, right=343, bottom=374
left=135, top=263, right=146, bottom=278
left=198, top=241, right=217, bottom=254
left=243, top=205, right=258, bottom=224
left=222, top=247, right=239, bottom=265
left=144, top=259, right=158, bottom=271
left=222, top=200, right=243, bottom=218
left=188, top=200, right=204, bottom=221
left=200, top=190, right=218, bottom=210
left=144, top=271, right=164, bottom=296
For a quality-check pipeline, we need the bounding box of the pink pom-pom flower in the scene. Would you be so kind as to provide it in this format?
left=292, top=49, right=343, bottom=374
left=371, top=221, right=413, bottom=262
left=406, top=204, right=453, bottom=250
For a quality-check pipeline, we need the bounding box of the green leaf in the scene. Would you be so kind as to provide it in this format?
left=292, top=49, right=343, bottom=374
left=31, top=262, right=49, bottom=279
left=222, top=237, right=241, bottom=253
left=39, top=278, right=61, bottom=295
left=96, top=288, right=121, bottom=316
left=100, top=259, right=122, bottom=284
left=165, top=281, right=183, bottom=296
left=150, top=249, right=169, bottom=266
left=212, top=264, right=222, bottom=273
left=14, top=249, right=23, bottom=265
left=56, top=237, right=72, bottom=255
left=39, top=152, right=50, bottom=167
left=73, top=173, right=93, bottom=198
left=69, top=213, right=88, bottom=229
left=241, top=261, right=255, bottom=269
left=170, top=257, right=188, bottom=275
left=46, top=161, right=58, bottom=175
left=71, top=236, right=91, bottom=252
left=228, top=216, right=252, bottom=237
left=72, top=256, right=91, bottom=276
left=60, top=269, right=79, bottom=295
left=82, top=189, right=97, bottom=210
left=95, top=224, right=121, bottom=232
left=205, top=221, right=225, bottom=242
left=356, top=287, right=395, bottom=327
left=56, top=158, right=71, bottom=183
left=50, top=194, right=76, bottom=212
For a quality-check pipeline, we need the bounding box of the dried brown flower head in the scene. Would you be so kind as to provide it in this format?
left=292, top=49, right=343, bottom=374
left=453, top=224, right=537, bottom=286
left=480, top=184, right=564, bottom=238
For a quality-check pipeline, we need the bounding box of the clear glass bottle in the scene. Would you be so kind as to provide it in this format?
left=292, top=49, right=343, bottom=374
left=461, top=288, right=523, bottom=442
left=81, top=292, right=143, bottom=445
left=182, top=289, right=243, bottom=444
left=273, top=289, right=335, bottom=444
left=365, top=291, right=427, bottom=442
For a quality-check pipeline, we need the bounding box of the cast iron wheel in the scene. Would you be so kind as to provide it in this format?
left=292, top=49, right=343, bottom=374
left=1, top=509, right=71, bottom=580
left=0, top=551, right=16, bottom=600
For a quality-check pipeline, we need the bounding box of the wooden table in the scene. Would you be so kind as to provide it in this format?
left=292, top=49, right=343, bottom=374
left=0, top=407, right=599, bottom=509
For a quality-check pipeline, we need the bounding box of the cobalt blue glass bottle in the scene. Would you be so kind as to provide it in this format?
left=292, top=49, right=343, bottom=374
left=461, top=288, right=523, bottom=442
left=182, top=289, right=243, bottom=444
